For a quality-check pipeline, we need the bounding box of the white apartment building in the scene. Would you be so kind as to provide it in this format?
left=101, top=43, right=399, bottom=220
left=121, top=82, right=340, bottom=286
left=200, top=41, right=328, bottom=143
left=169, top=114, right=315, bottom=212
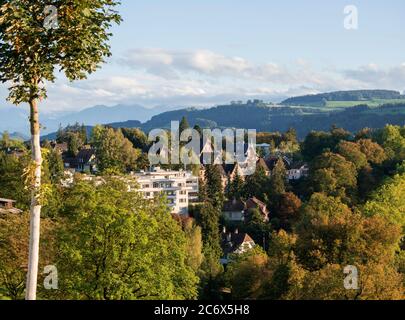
left=287, top=164, right=309, bottom=181
left=133, top=167, right=199, bottom=215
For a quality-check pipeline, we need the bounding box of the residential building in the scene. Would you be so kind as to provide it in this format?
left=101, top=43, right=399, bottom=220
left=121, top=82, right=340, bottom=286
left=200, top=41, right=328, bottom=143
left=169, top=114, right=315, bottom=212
left=220, top=229, right=255, bottom=265
left=0, top=198, right=23, bottom=214
left=51, top=142, right=68, bottom=154
left=222, top=197, right=270, bottom=223
left=256, top=143, right=271, bottom=157
left=256, top=158, right=271, bottom=176
left=133, top=167, right=198, bottom=215
left=287, top=163, right=309, bottom=181
left=63, top=147, right=97, bottom=173
left=245, top=197, right=270, bottom=222
left=223, top=199, right=245, bottom=222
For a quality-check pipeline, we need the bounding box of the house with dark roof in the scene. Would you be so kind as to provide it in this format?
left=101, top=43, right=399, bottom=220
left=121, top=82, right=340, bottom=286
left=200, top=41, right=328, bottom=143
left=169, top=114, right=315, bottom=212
left=199, top=156, right=271, bottom=193
left=222, top=197, right=270, bottom=223
left=220, top=229, right=255, bottom=265
left=256, top=143, right=271, bottom=157
left=51, top=142, right=68, bottom=154
left=245, top=197, right=270, bottom=222
left=0, top=198, right=23, bottom=214
left=63, top=148, right=97, bottom=173
left=256, top=158, right=271, bottom=176
left=287, top=163, right=309, bottom=181
left=223, top=199, right=246, bottom=222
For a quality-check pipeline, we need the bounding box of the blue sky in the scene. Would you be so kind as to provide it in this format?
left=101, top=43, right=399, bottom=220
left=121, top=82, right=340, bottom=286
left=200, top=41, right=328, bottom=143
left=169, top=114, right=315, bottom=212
left=112, top=0, right=405, bottom=67
left=1, top=0, right=405, bottom=113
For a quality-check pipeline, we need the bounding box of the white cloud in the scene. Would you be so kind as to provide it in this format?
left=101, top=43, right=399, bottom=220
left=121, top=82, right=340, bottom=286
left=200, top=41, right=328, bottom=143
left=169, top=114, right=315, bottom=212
left=1, top=48, right=404, bottom=115
left=343, top=63, right=405, bottom=89
left=120, top=48, right=251, bottom=79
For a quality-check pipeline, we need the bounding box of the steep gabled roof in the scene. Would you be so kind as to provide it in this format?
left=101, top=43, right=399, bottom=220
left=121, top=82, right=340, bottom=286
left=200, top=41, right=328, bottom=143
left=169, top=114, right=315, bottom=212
left=223, top=199, right=245, bottom=212
left=221, top=232, right=255, bottom=255
left=256, top=158, right=270, bottom=172
left=245, top=197, right=270, bottom=220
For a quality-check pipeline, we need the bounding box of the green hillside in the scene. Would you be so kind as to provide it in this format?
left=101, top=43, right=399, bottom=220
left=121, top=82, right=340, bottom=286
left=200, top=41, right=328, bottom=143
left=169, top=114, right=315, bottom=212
left=282, top=90, right=405, bottom=107
left=324, top=99, right=405, bottom=109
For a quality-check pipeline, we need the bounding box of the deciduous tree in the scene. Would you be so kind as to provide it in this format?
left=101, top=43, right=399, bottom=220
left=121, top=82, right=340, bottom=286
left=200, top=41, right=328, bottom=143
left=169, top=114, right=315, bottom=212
left=0, top=0, right=121, bottom=299
left=56, top=178, right=198, bottom=300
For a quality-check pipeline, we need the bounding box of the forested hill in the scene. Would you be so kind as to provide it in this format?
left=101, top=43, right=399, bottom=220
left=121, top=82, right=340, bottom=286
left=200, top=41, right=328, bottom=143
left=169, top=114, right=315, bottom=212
left=135, top=103, right=405, bottom=138
left=38, top=90, right=405, bottom=140
left=282, top=90, right=404, bottom=106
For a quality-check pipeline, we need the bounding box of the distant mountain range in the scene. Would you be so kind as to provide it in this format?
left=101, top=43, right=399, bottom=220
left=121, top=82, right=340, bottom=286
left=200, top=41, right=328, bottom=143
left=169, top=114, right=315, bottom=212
left=2, top=90, right=405, bottom=141
left=9, top=132, right=30, bottom=141
left=0, top=104, right=180, bottom=136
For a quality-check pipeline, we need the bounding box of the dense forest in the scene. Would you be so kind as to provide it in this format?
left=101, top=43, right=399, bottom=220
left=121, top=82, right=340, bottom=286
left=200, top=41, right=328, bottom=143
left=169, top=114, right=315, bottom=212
left=1, top=122, right=405, bottom=300
left=133, top=103, right=405, bottom=139
left=281, top=90, right=404, bottom=106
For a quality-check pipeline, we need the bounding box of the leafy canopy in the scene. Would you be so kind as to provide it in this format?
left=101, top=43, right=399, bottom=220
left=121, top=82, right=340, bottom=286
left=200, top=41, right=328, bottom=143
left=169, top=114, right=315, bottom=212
left=56, top=177, right=199, bottom=300
left=0, top=0, right=121, bottom=103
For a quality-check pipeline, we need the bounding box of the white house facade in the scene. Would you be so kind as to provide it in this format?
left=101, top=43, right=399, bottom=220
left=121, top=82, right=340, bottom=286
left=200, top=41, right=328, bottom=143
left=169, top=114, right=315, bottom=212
left=133, top=167, right=199, bottom=215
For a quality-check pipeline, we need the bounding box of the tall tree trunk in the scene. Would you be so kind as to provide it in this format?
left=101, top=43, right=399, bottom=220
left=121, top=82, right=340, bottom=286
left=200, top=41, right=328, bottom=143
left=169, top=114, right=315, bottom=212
left=25, top=98, right=42, bottom=300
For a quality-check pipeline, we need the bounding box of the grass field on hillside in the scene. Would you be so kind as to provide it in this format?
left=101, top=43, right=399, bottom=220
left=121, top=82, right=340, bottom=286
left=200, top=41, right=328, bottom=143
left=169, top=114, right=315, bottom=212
left=324, top=99, right=405, bottom=109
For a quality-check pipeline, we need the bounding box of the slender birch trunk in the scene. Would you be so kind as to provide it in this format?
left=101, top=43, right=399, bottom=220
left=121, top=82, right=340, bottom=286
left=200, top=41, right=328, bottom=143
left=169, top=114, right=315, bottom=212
left=25, top=98, right=42, bottom=300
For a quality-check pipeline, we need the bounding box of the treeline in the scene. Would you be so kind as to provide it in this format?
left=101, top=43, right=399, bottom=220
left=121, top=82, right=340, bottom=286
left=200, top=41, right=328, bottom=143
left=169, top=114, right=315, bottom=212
left=209, top=124, right=405, bottom=299
left=1, top=124, right=405, bottom=300
left=132, top=103, right=405, bottom=139
left=282, top=90, right=403, bottom=105
left=42, top=102, right=405, bottom=142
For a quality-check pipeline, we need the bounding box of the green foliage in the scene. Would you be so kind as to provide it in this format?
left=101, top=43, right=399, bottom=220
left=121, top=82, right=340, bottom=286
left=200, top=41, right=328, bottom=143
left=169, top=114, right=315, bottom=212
left=302, top=127, right=351, bottom=160
left=43, top=146, right=64, bottom=184
left=363, top=173, right=405, bottom=230
left=310, top=152, right=357, bottom=199
left=276, top=192, right=302, bottom=231
left=182, top=218, right=204, bottom=273
left=91, top=125, right=140, bottom=173
left=243, top=166, right=270, bottom=201
left=0, top=131, right=25, bottom=150
left=0, top=213, right=56, bottom=300
left=241, top=208, right=272, bottom=249
left=296, top=193, right=402, bottom=271
left=0, top=0, right=121, bottom=103
left=179, top=116, right=190, bottom=134
left=55, top=177, right=198, bottom=300
left=204, top=165, right=224, bottom=210
left=0, top=151, right=30, bottom=209
left=269, top=159, right=286, bottom=198
left=197, top=203, right=222, bottom=261
left=225, top=247, right=270, bottom=299
left=140, top=102, right=405, bottom=139
left=356, top=139, right=387, bottom=165
left=282, top=90, right=402, bottom=106
left=377, top=125, right=405, bottom=161
left=227, top=167, right=244, bottom=200
left=224, top=189, right=404, bottom=300
left=121, top=128, right=150, bottom=152
left=284, top=263, right=404, bottom=300
left=336, top=141, right=368, bottom=170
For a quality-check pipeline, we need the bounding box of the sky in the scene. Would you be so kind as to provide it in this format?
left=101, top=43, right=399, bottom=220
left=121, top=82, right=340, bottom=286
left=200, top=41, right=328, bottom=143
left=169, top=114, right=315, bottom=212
left=1, top=0, right=405, bottom=114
